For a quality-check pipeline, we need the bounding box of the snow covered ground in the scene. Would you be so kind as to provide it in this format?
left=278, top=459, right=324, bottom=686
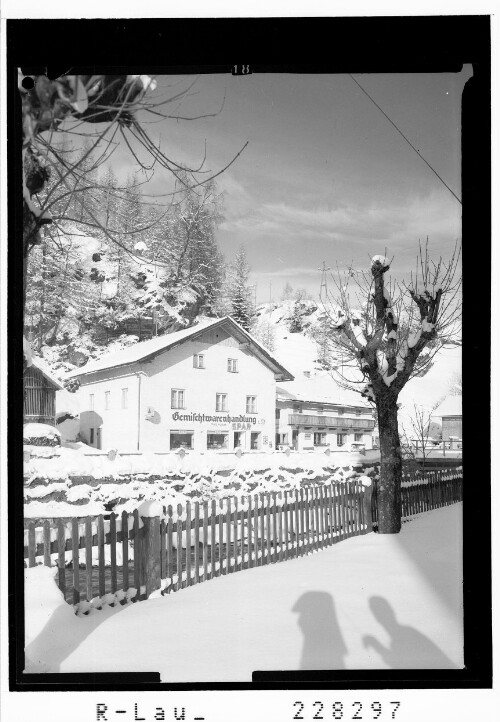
left=25, top=504, right=463, bottom=680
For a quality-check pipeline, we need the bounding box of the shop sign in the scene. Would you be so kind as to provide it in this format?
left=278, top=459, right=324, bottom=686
left=172, top=411, right=261, bottom=426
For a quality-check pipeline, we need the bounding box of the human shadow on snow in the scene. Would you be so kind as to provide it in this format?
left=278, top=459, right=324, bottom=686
left=292, top=591, right=348, bottom=670
left=362, top=595, right=456, bottom=669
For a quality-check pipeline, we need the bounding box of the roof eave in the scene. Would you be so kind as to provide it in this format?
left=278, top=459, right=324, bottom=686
left=31, top=363, right=64, bottom=390
left=66, top=359, right=139, bottom=380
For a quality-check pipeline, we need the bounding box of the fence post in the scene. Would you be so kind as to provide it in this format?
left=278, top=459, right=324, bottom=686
left=138, top=501, right=163, bottom=599
left=360, top=477, right=374, bottom=533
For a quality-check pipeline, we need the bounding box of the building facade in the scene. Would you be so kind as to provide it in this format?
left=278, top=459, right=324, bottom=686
left=433, top=396, right=462, bottom=441
left=67, top=317, right=294, bottom=453
left=276, top=380, right=376, bottom=452
left=24, top=359, right=63, bottom=426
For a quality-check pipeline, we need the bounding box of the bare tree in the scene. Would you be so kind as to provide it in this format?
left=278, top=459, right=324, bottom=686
left=280, top=281, right=294, bottom=301
left=448, top=370, right=462, bottom=396
left=320, top=242, right=461, bottom=533
left=251, top=315, right=277, bottom=353
left=20, top=72, right=247, bottom=361
left=402, top=402, right=440, bottom=469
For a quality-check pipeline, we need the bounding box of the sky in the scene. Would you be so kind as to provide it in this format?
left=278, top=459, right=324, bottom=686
left=108, top=68, right=470, bottom=303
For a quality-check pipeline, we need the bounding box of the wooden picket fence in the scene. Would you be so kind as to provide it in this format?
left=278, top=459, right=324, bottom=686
left=24, top=480, right=372, bottom=607
left=371, top=469, right=463, bottom=529
left=24, top=470, right=462, bottom=610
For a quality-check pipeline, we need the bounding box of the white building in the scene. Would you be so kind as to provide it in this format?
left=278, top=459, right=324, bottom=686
left=433, top=395, right=462, bottom=442
left=66, top=317, right=294, bottom=453
left=276, top=375, right=376, bottom=452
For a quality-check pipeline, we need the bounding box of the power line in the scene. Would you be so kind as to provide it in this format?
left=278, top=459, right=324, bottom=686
left=348, top=74, right=462, bottom=205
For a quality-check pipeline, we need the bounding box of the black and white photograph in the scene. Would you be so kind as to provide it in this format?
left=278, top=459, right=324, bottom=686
left=2, top=10, right=494, bottom=719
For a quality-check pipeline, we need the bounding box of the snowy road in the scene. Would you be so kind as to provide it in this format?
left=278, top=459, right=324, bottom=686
left=25, top=505, right=463, bottom=681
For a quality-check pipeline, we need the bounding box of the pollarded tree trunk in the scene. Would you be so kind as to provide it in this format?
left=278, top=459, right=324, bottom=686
left=326, top=249, right=460, bottom=533
left=376, top=394, right=402, bottom=533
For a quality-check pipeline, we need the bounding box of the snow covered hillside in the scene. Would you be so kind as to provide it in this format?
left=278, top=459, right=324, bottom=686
left=253, top=299, right=326, bottom=376
left=28, top=223, right=205, bottom=379
left=252, top=300, right=461, bottom=413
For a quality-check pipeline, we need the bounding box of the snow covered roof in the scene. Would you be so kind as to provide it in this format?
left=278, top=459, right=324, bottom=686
left=66, top=316, right=294, bottom=382
left=23, top=422, right=61, bottom=439
left=28, top=357, right=64, bottom=390
left=277, top=374, right=370, bottom=409
left=433, top=396, right=462, bottom=418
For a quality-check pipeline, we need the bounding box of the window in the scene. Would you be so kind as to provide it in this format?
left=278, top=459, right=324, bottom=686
left=355, top=408, right=361, bottom=416
left=227, top=358, right=238, bottom=373
left=216, top=393, right=228, bottom=412
left=90, top=428, right=94, bottom=444
left=337, top=433, right=346, bottom=447
left=314, top=432, right=327, bottom=446
left=250, top=432, right=260, bottom=450
left=121, top=388, right=128, bottom=409
left=337, top=407, right=344, bottom=416
left=355, top=433, right=363, bottom=442
left=105, top=391, right=110, bottom=410
left=171, top=388, right=186, bottom=409
left=170, top=430, right=193, bottom=450
left=275, top=408, right=280, bottom=419
left=193, top=353, right=205, bottom=369
left=207, top=432, right=229, bottom=450
left=89, top=394, right=94, bottom=411
left=246, top=395, right=257, bottom=413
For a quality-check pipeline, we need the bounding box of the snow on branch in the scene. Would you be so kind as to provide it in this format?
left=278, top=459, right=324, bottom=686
left=350, top=309, right=367, bottom=347
left=371, top=254, right=390, bottom=270
left=319, top=241, right=461, bottom=400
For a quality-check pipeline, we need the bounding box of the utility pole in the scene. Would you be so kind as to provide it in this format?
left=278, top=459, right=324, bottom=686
left=319, top=260, right=330, bottom=302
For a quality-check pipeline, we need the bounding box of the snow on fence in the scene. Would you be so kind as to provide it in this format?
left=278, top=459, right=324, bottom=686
left=24, top=470, right=462, bottom=613
left=24, top=480, right=372, bottom=611
left=371, top=469, right=463, bottom=529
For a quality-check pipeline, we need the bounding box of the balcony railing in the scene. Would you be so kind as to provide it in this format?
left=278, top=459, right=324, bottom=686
left=288, top=414, right=375, bottom=430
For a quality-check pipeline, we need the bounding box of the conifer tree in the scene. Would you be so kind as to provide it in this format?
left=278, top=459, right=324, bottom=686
left=229, top=245, right=254, bottom=331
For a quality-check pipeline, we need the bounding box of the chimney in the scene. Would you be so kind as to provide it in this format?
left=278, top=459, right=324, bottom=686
left=303, top=371, right=311, bottom=378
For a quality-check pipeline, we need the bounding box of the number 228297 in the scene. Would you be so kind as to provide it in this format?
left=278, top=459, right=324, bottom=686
left=293, top=701, right=401, bottom=720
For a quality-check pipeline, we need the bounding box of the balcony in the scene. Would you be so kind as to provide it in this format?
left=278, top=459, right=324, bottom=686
left=288, top=414, right=375, bottom=430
